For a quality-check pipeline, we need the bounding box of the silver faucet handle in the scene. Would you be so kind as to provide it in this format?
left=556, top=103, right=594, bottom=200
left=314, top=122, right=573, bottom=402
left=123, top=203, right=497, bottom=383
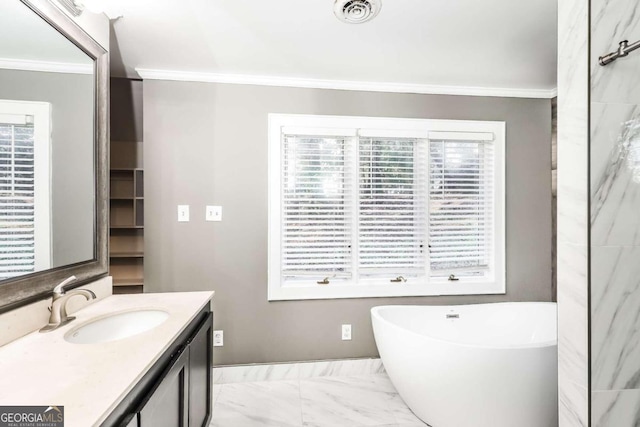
left=52, top=276, right=77, bottom=296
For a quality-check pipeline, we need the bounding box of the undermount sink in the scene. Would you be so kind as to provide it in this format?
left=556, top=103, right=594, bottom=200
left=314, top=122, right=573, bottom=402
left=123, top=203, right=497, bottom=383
left=65, top=309, right=169, bottom=344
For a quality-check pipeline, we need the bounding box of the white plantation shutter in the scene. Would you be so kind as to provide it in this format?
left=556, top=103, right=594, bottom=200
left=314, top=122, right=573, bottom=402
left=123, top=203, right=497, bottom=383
left=428, top=134, right=495, bottom=276
left=281, top=134, right=353, bottom=281
left=269, top=114, right=504, bottom=300
left=358, top=137, right=427, bottom=278
left=0, top=119, right=36, bottom=279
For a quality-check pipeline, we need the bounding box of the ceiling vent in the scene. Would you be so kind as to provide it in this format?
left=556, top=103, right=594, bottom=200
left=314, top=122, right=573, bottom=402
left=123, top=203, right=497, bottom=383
left=334, top=0, right=381, bottom=24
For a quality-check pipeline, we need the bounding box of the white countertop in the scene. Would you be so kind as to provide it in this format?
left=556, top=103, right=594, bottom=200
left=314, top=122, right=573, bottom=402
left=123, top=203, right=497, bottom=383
left=0, top=291, right=214, bottom=427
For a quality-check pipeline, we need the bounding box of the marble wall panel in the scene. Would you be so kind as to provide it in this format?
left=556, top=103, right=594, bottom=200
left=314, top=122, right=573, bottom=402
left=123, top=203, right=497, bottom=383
left=591, top=0, right=640, bottom=104
left=592, top=389, right=640, bottom=426
left=558, top=0, right=591, bottom=424
left=591, top=103, right=640, bottom=246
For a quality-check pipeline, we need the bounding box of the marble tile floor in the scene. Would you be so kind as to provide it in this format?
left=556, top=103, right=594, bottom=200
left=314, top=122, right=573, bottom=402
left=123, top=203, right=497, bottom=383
left=211, top=373, right=429, bottom=427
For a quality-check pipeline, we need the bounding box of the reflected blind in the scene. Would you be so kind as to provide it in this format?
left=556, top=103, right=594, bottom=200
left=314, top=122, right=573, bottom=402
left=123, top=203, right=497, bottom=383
left=429, top=138, right=494, bottom=275
left=0, top=120, right=35, bottom=280
left=281, top=135, right=353, bottom=280
left=358, top=137, right=426, bottom=277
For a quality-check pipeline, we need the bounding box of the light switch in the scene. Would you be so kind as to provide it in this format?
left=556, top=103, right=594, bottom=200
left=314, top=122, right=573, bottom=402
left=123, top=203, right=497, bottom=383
left=178, top=205, right=189, bottom=222
left=206, top=205, right=222, bottom=222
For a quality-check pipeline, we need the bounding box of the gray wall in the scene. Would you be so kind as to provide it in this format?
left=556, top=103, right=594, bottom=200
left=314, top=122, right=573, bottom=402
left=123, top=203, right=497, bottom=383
left=0, top=69, right=94, bottom=268
left=110, top=78, right=143, bottom=168
left=142, top=80, right=553, bottom=365
left=111, top=77, right=143, bottom=142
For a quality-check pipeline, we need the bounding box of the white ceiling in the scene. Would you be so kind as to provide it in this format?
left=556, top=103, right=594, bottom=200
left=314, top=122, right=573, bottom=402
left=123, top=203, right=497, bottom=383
left=109, top=0, right=557, bottom=94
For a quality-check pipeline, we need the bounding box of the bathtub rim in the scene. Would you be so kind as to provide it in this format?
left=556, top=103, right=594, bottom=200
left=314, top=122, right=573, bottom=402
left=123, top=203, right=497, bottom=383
left=371, top=302, right=557, bottom=350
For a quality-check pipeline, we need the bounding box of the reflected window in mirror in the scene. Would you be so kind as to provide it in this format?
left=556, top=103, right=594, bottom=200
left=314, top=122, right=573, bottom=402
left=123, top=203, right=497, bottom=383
left=0, top=100, right=51, bottom=280
left=0, top=0, right=95, bottom=283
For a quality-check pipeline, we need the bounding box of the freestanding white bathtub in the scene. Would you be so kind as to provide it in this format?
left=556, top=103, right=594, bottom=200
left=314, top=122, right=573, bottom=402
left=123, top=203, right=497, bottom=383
left=371, top=303, right=557, bottom=427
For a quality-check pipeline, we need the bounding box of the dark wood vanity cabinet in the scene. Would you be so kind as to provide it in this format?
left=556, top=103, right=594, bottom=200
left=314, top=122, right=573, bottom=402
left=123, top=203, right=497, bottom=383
left=104, top=308, right=213, bottom=427
left=138, top=345, right=190, bottom=427
left=187, top=312, right=213, bottom=427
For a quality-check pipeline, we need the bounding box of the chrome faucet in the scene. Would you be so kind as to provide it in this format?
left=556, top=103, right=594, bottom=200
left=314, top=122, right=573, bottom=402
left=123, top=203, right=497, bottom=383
left=40, top=276, right=96, bottom=333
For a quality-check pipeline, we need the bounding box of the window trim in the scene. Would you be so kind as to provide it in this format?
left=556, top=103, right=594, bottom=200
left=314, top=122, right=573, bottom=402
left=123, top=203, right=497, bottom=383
left=268, top=114, right=505, bottom=301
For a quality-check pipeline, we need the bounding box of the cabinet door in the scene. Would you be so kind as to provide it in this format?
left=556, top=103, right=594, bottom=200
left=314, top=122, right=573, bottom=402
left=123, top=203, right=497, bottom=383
left=138, top=346, right=190, bottom=427
left=188, top=312, right=213, bottom=427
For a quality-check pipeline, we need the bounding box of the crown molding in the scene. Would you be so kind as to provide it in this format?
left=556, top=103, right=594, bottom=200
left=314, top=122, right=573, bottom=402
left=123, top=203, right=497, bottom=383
left=135, top=68, right=558, bottom=99
left=0, top=58, right=93, bottom=75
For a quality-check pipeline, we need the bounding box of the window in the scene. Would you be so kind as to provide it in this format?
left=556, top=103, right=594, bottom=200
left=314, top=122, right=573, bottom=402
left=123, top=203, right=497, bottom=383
left=0, top=100, right=51, bottom=280
left=268, top=114, right=505, bottom=300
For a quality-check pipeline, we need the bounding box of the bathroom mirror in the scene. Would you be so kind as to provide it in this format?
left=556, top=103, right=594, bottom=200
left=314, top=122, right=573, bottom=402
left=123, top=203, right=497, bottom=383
left=0, top=0, right=108, bottom=311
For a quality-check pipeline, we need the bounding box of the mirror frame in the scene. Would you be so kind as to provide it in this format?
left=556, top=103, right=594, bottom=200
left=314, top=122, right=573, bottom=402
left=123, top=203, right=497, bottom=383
left=0, top=0, right=108, bottom=312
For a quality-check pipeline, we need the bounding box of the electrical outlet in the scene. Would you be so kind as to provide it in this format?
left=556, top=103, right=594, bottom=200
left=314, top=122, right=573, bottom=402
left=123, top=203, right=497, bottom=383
left=178, top=205, right=190, bottom=222
left=342, top=324, right=352, bottom=341
left=206, top=205, right=222, bottom=222
left=213, top=330, right=224, bottom=347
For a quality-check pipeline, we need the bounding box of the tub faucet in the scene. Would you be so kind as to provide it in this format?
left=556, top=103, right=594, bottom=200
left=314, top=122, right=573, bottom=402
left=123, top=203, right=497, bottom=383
left=40, top=276, right=96, bottom=333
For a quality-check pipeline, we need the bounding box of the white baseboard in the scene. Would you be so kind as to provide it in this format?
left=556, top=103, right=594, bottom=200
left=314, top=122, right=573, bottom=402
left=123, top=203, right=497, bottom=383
left=213, top=358, right=385, bottom=384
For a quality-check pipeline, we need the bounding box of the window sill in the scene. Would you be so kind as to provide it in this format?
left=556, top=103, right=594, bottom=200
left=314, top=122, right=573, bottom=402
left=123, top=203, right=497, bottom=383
left=267, top=280, right=506, bottom=301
